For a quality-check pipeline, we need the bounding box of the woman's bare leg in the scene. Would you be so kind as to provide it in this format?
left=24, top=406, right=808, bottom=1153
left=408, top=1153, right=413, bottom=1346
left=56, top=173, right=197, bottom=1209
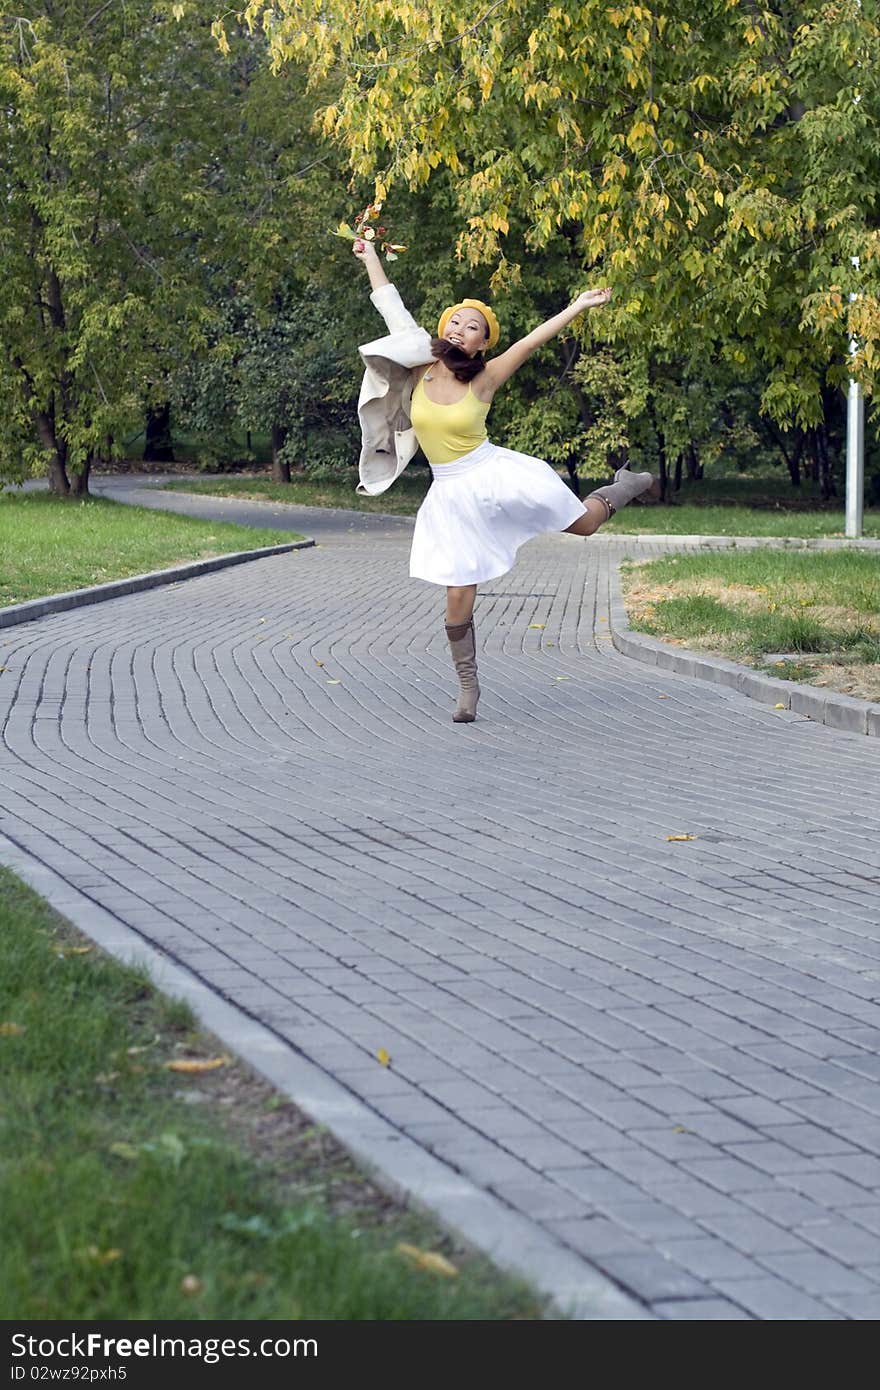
left=564, top=498, right=611, bottom=537
left=446, top=584, right=477, bottom=624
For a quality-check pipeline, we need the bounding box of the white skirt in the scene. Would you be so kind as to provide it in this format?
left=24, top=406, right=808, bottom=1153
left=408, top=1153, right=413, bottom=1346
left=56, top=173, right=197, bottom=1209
left=409, top=439, right=587, bottom=587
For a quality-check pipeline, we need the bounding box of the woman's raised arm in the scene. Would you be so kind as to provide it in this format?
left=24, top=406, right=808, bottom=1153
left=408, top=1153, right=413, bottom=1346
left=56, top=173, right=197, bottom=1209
left=353, top=238, right=391, bottom=292
left=484, top=287, right=612, bottom=391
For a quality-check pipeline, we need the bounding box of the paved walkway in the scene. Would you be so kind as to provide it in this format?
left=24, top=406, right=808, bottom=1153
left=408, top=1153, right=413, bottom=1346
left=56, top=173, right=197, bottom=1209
left=3, top=478, right=880, bottom=1319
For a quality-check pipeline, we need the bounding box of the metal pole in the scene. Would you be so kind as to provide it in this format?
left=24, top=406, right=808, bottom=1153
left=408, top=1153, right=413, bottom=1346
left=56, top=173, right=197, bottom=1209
left=845, top=257, right=864, bottom=540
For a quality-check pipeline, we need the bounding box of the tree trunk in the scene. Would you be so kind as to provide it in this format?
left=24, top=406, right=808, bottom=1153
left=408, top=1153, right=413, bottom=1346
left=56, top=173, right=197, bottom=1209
left=47, top=455, right=70, bottom=495
left=673, top=450, right=683, bottom=493
left=686, top=443, right=703, bottom=481
left=37, top=408, right=70, bottom=495
left=657, top=435, right=669, bottom=502
left=70, top=454, right=92, bottom=497
left=271, top=424, right=291, bottom=483
left=787, top=438, right=803, bottom=488
left=646, top=360, right=669, bottom=501
left=815, top=423, right=835, bottom=500
left=761, top=418, right=804, bottom=486
left=143, top=402, right=175, bottom=462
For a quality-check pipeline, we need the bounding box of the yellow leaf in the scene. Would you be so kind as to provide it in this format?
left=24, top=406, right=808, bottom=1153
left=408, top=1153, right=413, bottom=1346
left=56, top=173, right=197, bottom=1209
left=658, top=694, right=670, bottom=699
left=529, top=623, right=545, bottom=629
left=109, top=1142, right=140, bottom=1161
left=327, top=679, right=341, bottom=684
left=78, top=1246, right=124, bottom=1265
left=315, top=660, right=324, bottom=667
left=67, top=946, right=93, bottom=955
left=376, top=1048, right=391, bottom=1066
left=0, top=1021, right=24, bottom=1036
left=165, top=1056, right=230, bottom=1074
left=666, top=834, right=697, bottom=842
left=554, top=676, right=570, bottom=682
left=774, top=703, right=786, bottom=709
left=396, top=1243, right=459, bottom=1277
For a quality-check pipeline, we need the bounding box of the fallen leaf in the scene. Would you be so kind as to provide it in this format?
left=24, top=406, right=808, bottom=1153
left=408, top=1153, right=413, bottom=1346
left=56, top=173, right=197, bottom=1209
left=774, top=703, right=786, bottom=709
left=376, top=1048, right=391, bottom=1067
left=67, top=946, right=93, bottom=955
left=180, top=1274, right=203, bottom=1295
left=315, top=660, right=324, bottom=667
left=109, top=1141, right=140, bottom=1162
left=529, top=623, right=545, bottom=629
left=0, top=1022, right=24, bottom=1036
left=327, top=679, right=341, bottom=685
left=396, top=1243, right=459, bottom=1277
left=554, top=676, right=570, bottom=682
left=165, top=1056, right=229, bottom=1074
left=666, top=834, right=697, bottom=842
left=658, top=694, right=670, bottom=699
left=77, top=1246, right=124, bottom=1265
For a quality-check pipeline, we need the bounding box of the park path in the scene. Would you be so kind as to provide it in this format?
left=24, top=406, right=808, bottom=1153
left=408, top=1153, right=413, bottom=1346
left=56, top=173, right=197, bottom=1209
left=2, top=476, right=880, bottom=1319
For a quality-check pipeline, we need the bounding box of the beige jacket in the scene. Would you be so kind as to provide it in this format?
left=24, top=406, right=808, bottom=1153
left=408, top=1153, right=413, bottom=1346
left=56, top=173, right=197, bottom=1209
left=356, top=283, right=433, bottom=495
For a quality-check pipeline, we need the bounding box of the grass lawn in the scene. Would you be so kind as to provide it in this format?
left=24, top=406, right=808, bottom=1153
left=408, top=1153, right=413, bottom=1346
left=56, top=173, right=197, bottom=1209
left=0, top=865, right=547, bottom=1321
left=0, top=492, right=305, bottom=608
left=622, top=550, right=880, bottom=703
left=163, top=472, right=432, bottom=516
left=161, top=472, right=880, bottom=538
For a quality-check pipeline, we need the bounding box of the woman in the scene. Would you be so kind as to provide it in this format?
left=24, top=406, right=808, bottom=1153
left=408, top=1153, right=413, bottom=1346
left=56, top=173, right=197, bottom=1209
left=353, top=237, right=656, bottom=724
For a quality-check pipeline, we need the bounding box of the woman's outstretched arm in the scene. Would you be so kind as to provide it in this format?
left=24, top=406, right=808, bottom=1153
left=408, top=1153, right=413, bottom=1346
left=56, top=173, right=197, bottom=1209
left=483, top=287, right=612, bottom=391
left=353, top=238, right=391, bottom=291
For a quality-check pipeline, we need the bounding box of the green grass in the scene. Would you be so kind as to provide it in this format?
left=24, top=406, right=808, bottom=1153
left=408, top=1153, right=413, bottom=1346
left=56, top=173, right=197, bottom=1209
left=606, top=504, right=880, bottom=537
left=163, top=472, right=433, bottom=515
left=622, top=550, right=880, bottom=693
left=161, top=472, right=880, bottom=537
left=0, top=866, right=547, bottom=1320
left=0, top=493, right=304, bottom=607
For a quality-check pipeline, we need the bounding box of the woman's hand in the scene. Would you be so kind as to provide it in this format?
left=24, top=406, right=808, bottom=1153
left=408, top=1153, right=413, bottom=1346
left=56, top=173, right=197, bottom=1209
left=354, top=235, right=391, bottom=290
left=353, top=237, right=380, bottom=263
left=572, top=287, right=612, bottom=312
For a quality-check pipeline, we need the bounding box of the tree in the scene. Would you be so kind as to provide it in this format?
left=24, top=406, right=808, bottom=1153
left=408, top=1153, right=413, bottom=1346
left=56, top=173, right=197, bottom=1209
left=239, top=0, right=880, bottom=438
left=0, top=4, right=228, bottom=494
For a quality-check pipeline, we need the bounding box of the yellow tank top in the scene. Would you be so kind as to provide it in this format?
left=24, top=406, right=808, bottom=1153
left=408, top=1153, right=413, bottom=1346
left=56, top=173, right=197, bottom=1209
left=410, top=374, right=491, bottom=465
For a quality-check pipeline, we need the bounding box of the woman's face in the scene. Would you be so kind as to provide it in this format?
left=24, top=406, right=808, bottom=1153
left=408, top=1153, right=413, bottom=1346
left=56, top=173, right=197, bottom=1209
left=444, top=308, right=489, bottom=357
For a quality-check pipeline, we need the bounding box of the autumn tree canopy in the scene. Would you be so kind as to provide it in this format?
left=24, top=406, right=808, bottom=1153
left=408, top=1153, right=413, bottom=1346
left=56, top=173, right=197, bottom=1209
left=238, top=1, right=880, bottom=426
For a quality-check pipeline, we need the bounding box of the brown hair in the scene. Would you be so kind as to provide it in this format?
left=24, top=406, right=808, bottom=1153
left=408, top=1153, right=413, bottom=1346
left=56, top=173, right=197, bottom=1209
left=429, top=337, right=487, bottom=383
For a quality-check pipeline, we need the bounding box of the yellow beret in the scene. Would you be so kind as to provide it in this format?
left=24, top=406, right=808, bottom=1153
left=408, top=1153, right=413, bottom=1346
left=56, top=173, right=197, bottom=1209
left=437, top=298, right=500, bottom=350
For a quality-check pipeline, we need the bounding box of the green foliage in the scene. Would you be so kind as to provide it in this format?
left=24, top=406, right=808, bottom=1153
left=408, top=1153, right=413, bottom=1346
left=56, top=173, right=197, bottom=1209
left=0, top=4, right=223, bottom=489
left=172, top=291, right=361, bottom=477
left=242, top=0, right=880, bottom=431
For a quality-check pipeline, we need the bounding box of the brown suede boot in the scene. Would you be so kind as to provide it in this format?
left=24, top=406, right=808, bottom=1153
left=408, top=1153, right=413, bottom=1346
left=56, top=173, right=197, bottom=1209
left=588, top=464, right=659, bottom=516
left=445, top=619, right=480, bottom=723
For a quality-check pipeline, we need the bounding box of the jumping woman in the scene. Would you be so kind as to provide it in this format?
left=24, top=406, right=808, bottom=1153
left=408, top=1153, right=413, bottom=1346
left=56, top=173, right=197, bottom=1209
left=353, top=237, right=657, bottom=724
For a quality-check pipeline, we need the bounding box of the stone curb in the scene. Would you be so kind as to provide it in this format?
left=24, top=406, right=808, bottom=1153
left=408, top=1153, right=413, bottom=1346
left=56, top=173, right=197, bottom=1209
left=0, top=832, right=650, bottom=1322
left=600, top=532, right=880, bottom=550
left=608, top=564, right=880, bottom=738
left=0, top=540, right=314, bottom=630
